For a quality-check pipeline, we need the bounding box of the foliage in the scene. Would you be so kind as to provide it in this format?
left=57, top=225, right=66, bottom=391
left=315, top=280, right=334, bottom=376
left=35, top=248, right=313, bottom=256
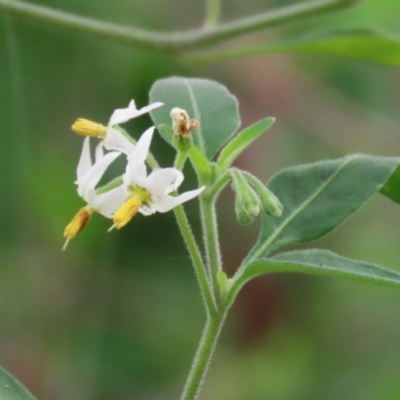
left=1, top=0, right=400, bottom=399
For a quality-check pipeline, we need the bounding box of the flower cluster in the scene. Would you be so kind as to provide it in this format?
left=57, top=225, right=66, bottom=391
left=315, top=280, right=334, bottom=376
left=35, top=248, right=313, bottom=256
left=63, top=100, right=204, bottom=250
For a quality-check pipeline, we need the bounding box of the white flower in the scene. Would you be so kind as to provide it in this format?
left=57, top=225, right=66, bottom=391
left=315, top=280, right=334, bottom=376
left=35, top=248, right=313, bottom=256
left=71, top=99, right=163, bottom=154
left=111, top=127, right=205, bottom=230
left=63, top=137, right=128, bottom=249
left=103, top=99, right=163, bottom=154
left=76, top=137, right=128, bottom=217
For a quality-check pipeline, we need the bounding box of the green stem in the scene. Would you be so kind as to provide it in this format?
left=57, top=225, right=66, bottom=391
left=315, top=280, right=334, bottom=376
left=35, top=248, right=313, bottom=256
left=200, top=196, right=222, bottom=302
left=208, top=172, right=231, bottom=199
left=180, top=311, right=227, bottom=400
left=95, top=176, right=123, bottom=195
left=0, top=0, right=359, bottom=53
left=174, top=205, right=217, bottom=315
left=204, top=0, right=220, bottom=28
left=173, top=151, right=218, bottom=315
left=174, top=150, right=188, bottom=170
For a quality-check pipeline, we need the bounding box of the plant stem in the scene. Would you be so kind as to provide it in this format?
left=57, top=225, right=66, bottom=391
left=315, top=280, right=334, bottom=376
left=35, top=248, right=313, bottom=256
left=200, top=196, right=222, bottom=302
left=174, top=205, right=217, bottom=315
left=180, top=311, right=227, bottom=400
left=0, top=0, right=360, bottom=53
left=174, top=150, right=188, bottom=170
left=204, top=0, right=220, bottom=28
left=208, top=172, right=231, bottom=199
left=173, top=151, right=218, bottom=315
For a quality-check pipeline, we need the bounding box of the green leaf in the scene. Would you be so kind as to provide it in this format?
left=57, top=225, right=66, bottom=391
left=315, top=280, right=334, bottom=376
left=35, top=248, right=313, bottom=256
left=217, top=117, right=275, bottom=171
left=0, top=365, right=37, bottom=399
left=258, top=29, right=400, bottom=67
left=265, top=29, right=400, bottom=67
left=192, top=29, right=400, bottom=67
left=230, top=249, right=400, bottom=303
left=149, top=77, right=241, bottom=160
left=380, top=164, right=400, bottom=203
left=245, top=155, right=399, bottom=263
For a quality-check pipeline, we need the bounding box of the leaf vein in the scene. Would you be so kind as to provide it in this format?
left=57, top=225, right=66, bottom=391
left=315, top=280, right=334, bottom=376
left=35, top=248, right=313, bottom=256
left=184, top=79, right=205, bottom=154
left=249, top=156, right=355, bottom=261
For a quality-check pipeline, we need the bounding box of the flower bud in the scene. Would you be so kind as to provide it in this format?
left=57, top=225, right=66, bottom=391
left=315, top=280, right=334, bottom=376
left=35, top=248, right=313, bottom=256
left=71, top=118, right=108, bottom=138
left=243, top=172, right=283, bottom=218
left=170, top=108, right=200, bottom=138
left=257, top=186, right=283, bottom=218
left=231, top=170, right=260, bottom=225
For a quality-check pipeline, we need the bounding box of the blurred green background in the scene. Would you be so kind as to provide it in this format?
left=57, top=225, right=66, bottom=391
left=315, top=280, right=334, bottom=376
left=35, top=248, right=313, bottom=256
left=1, top=0, right=400, bottom=399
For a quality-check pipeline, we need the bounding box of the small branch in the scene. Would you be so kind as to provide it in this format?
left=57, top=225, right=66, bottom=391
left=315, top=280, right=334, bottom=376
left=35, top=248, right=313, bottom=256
left=200, top=196, right=222, bottom=302
left=173, top=151, right=218, bottom=315
left=208, top=172, right=231, bottom=199
left=0, top=0, right=360, bottom=53
left=174, top=205, right=218, bottom=315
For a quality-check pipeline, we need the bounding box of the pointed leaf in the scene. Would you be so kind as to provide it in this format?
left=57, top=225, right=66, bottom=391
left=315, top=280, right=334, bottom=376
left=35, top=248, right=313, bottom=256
left=195, top=29, right=400, bottom=67
left=244, top=155, right=399, bottom=263
left=264, top=29, right=400, bottom=67
left=230, top=249, right=400, bottom=303
left=149, top=77, right=240, bottom=160
left=217, top=117, right=275, bottom=171
left=0, top=365, right=37, bottom=399
left=380, top=164, right=400, bottom=203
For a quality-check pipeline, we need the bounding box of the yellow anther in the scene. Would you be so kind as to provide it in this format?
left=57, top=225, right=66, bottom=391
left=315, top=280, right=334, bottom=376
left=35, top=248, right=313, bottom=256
left=170, top=108, right=200, bottom=137
left=71, top=118, right=108, bottom=138
left=62, top=205, right=94, bottom=250
left=112, top=196, right=142, bottom=230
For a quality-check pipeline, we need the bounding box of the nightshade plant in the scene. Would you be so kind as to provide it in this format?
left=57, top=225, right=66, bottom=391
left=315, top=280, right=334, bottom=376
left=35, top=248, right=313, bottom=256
left=3, top=0, right=400, bottom=399
left=6, top=75, right=400, bottom=400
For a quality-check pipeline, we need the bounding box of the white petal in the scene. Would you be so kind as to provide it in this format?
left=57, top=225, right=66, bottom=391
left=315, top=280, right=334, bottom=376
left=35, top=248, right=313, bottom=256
left=95, top=142, right=104, bottom=162
left=76, top=151, right=121, bottom=202
left=138, top=205, right=156, bottom=216
left=91, top=185, right=129, bottom=218
left=151, top=187, right=205, bottom=213
left=132, top=102, right=164, bottom=118
left=76, top=137, right=92, bottom=180
left=145, top=168, right=184, bottom=196
left=109, top=100, right=164, bottom=126
left=108, top=100, right=138, bottom=126
left=103, top=127, right=136, bottom=154
left=124, top=127, right=154, bottom=185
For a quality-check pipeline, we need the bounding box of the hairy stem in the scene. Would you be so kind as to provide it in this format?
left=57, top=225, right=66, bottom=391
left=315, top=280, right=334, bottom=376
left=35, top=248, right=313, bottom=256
left=180, top=311, right=227, bottom=400
left=0, top=0, right=359, bottom=53
left=174, top=205, right=217, bottom=315
left=200, top=196, right=222, bottom=302
left=173, top=151, right=218, bottom=315
left=208, top=172, right=231, bottom=199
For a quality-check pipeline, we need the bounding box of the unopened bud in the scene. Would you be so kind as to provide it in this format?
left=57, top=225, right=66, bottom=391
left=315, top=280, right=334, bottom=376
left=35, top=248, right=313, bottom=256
left=71, top=118, right=108, bottom=138
left=258, top=186, right=283, bottom=218
left=170, top=108, right=200, bottom=138
left=243, top=172, right=283, bottom=218
left=231, top=170, right=260, bottom=225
